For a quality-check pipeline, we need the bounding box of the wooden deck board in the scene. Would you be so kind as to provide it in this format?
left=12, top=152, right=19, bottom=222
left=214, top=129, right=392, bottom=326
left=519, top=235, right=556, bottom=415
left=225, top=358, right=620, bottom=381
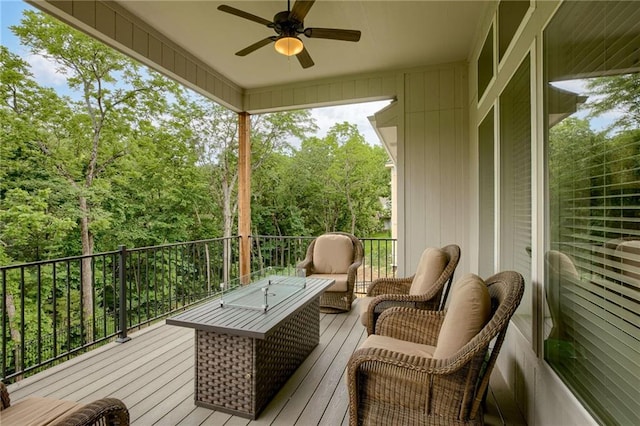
left=6, top=298, right=525, bottom=425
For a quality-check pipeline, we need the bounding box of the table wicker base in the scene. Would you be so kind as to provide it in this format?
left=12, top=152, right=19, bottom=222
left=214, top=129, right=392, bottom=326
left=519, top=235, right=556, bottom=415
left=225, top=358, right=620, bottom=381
left=194, top=299, right=320, bottom=419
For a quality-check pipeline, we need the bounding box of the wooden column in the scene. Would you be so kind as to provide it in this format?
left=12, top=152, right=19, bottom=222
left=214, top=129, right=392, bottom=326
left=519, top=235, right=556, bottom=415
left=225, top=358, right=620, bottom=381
left=238, top=112, right=251, bottom=281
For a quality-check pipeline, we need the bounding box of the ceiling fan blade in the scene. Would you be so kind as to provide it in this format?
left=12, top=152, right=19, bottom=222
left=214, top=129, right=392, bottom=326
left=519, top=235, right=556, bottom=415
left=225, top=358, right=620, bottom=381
left=236, top=37, right=277, bottom=56
left=290, top=0, right=315, bottom=22
left=218, top=5, right=273, bottom=27
left=304, top=28, right=361, bottom=42
left=296, top=46, right=314, bottom=69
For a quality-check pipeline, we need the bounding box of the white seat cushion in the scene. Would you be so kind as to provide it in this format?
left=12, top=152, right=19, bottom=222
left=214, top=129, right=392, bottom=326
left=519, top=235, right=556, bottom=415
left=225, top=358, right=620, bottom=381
left=409, top=247, right=448, bottom=296
left=312, top=234, right=354, bottom=274
left=360, top=334, right=436, bottom=358
left=433, top=273, right=491, bottom=359
left=308, top=273, right=348, bottom=292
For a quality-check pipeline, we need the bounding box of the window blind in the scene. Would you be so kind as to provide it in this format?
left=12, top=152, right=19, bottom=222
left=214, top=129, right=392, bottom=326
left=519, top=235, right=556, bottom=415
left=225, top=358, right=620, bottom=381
left=545, top=2, right=640, bottom=424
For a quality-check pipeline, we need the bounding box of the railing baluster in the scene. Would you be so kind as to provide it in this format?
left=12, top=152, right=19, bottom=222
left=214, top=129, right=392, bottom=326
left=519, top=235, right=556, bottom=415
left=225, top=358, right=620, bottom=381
left=117, top=245, right=130, bottom=343
left=2, top=269, right=7, bottom=379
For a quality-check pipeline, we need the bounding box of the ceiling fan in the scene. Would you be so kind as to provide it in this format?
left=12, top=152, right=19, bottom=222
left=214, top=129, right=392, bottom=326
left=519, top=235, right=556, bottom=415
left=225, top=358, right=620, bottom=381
left=217, top=0, right=361, bottom=69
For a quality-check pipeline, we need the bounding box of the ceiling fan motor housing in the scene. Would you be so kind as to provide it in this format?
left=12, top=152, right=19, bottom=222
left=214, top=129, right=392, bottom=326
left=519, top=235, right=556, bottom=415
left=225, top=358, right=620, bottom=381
left=272, top=11, right=304, bottom=37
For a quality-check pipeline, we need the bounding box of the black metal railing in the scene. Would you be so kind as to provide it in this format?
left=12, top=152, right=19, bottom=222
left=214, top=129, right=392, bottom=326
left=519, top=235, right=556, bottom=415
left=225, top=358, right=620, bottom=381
left=1, top=234, right=395, bottom=383
left=0, top=237, right=239, bottom=383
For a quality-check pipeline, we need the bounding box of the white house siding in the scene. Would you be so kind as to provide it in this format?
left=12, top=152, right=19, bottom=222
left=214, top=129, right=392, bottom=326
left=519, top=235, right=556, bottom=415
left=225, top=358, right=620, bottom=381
left=243, top=72, right=398, bottom=113
left=399, top=64, right=470, bottom=276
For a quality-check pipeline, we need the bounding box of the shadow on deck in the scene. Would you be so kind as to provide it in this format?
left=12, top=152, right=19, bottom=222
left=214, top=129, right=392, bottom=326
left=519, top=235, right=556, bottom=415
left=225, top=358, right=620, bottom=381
left=6, top=299, right=525, bottom=425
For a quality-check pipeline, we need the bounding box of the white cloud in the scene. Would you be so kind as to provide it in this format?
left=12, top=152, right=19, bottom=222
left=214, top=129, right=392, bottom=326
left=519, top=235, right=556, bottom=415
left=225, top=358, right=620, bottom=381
left=25, top=51, right=67, bottom=87
left=310, top=100, right=392, bottom=145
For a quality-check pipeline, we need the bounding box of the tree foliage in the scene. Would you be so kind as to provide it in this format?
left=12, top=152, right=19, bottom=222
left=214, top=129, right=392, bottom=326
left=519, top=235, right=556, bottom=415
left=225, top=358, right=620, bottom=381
left=1, top=10, right=391, bottom=266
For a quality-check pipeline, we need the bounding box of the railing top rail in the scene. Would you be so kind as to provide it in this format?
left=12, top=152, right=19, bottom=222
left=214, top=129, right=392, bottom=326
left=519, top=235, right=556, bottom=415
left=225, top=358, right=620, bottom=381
left=0, top=236, right=243, bottom=270
left=127, top=236, right=240, bottom=253
left=0, top=250, right=120, bottom=271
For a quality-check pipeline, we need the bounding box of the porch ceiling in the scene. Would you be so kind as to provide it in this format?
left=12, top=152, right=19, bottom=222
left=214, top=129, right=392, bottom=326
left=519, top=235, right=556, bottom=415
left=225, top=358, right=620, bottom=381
left=116, top=0, right=490, bottom=90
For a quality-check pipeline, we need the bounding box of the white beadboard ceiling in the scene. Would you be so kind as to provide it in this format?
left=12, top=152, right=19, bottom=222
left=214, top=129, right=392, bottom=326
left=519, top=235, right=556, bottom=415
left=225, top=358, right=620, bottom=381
left=118, top=1, right=490, bottom=90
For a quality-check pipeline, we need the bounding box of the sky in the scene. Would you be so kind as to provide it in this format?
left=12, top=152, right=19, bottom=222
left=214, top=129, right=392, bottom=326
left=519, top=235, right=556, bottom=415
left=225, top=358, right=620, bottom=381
left=0, top=0, right=391, bottom=145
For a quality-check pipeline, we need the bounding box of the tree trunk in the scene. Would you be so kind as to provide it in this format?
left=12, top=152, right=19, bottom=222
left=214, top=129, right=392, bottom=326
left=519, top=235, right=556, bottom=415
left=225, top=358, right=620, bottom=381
left=5, top=293, right=23, bottom=380
left=222, top=181, right=233, bottom=285
left=78, top=195, right=94, bottom=341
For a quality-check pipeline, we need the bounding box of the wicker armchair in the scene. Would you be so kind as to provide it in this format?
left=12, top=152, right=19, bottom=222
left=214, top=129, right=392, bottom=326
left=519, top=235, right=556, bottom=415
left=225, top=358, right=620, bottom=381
left=359, top=244, right=460, bottom=335
left=0, top=381, right=129, bottom=425
left=347, top=271, right=524, bottom=426
left=297, top=232, right=364, bottom=313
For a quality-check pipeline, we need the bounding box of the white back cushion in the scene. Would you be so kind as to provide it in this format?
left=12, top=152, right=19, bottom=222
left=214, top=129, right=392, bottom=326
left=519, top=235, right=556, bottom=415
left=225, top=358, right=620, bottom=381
left=433, top=273, right=491, bottom=359
left=313, top=234, right=354, bottom=274
left=409, top=247, right=448, bottom=296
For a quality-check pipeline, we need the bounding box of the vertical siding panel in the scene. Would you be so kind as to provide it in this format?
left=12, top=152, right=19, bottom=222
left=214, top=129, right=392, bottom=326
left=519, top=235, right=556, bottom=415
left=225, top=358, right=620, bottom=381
left=55, top=1, right=73, bottom=15
left=424, top=110, right=441, bottom=247
left=439, top=68, right=455, bottom=110
left=317, top=84, right=330, bottom=103
left=260, top=92, right=273, bottom=110
left=148, top=35, right=162, bottom=65
left=454, top=66, right=467, bottom=109
left=95, top=2, right=115, bottom=39
left=195, top=64, right=205, bottom=88
left=186, top=61, right=196, bottom=85
left=206, top=74, right=215, bottom=96
left=343, top=80, right=355, bottom=100
left=424, top=70, right=440, bottom=111
left=355, top=79, right=369, bottom=98
left=282, top=88, right=294, bottom=106
left=271, top=90, right=282, bottom=108
left=440, top=109, right=457, bottom=243
left=132, top=26, right=148, bottom=57
left=368, top=77, right=382, bottom=97
left=383, top=75, right=396, bottom=96
left=305, top=86, right=318, bottom=105
left=161, top=44, right=173, bottom=71
left=406, top=111, right=427, bottom=267
left=73, top=1, right=95, bottom=27
left=407, top=72, right=425, bottom=113
left=330, top=82, right=342, bottom=101
left=115, top=14, right=133, bottom=48
left=455, top=108, right=468, bottom=263
left=294, top=87, right=305, bottom=105
left=174, top=53, right=186, bottom=81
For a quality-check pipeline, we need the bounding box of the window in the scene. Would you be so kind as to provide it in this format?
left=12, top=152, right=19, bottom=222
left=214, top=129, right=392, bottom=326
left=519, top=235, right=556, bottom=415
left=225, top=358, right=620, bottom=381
left=500, top=56, right=531, bottom=340
left=545, top=1, right=640, bottom=423
left=498, top=0, right=530, bottom=62
left=477, top=26, right=494, bottom=101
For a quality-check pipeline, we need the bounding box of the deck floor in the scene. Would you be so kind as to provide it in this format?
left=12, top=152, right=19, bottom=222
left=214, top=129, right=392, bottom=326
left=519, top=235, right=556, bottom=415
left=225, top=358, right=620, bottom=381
left=6, top=299, right=525, bottom=425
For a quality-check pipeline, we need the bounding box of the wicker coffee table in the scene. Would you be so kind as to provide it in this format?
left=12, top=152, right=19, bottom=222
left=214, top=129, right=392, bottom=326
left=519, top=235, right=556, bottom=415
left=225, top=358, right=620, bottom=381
left=166, top=273, right=334, bottom=419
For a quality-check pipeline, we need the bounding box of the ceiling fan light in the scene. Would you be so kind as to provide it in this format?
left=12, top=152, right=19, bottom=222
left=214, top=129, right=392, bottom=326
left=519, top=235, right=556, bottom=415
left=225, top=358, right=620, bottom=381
left=274, top=36, right=303, bottom=56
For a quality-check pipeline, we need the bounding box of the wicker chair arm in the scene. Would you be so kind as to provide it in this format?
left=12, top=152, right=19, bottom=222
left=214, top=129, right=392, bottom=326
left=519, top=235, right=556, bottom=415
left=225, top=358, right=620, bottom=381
left=374, top=306, right=445, bottom=345
left=0, top=382, right=9, bottom=410
left=366, top=276, right=413, bottom=296
left=296, top=258, right=313, bottom=275
left=52, top=398, right=129, bottom=426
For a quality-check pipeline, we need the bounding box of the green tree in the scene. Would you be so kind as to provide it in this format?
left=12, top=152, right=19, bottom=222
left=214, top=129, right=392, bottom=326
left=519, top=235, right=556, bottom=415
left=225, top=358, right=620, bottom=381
left=587, top=74, right=640, bottom=131
left=291, top=123, right=390, bottom=236
left=10, top=11, right=183, bottom=326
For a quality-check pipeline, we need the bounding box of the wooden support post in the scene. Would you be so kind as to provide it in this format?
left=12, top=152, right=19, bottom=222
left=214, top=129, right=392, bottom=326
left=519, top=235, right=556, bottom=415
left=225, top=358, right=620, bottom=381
left=238, top=112, right=251, bottom=282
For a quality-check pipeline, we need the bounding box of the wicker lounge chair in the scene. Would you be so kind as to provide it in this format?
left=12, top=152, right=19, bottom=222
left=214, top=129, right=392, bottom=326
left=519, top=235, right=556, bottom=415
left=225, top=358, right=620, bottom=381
left=359, top=244, right=460, bottom=335
left=347, top=271, right=524, bottom=426
left=297, top=232, right=364, bottom=313
left=0, top=381, right=129, bottom=425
